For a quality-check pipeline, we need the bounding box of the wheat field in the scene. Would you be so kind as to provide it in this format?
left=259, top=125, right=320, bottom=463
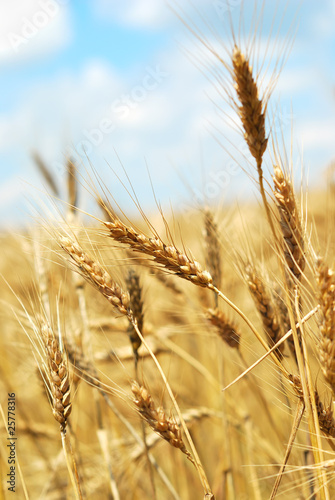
left=1, top=2, right=335, bottom=500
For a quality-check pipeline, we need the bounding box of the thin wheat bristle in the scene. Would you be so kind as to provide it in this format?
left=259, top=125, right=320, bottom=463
left=126, top=269, right=144, bottom=355
left=131, top=381, right=193, bottom=462
left=205, top=308, right=240, bottom=349
left=246, top=264, right=284, bottom=359
left=41, top=322, right=72, bottom=431
left=316, top=257, right=335, bottom=394
left=232, top=46, right=267, bottom=168
left=103, top=214, right=213, bottom=287
left=60, top=236, right=132, bottom=317
left=273, top=166, right=305, bottom=280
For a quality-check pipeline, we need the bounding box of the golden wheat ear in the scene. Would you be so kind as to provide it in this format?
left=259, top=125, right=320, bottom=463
left=66, top=157, right=78, bottom=213
left=245, top=263, right=285, bottom=360
left=40, top=322, right=72, bottom=432
left=205, top=308, right=240, bottom=349
left=273, top=165, right=305, bottom=281
left=131, top=381, right=194, bottom=463
left=59, top=236, right=132, bottom=317
left=102, top=212, right=213, bottom=287
left=232, top=46, right=268, bottom=169
left=125, top=269, right=144, bottom=357
left=315, top=391, right=335, bottom=438
left=316, top=257, right=335, bottom=395
left=203, top=209, right=222, bottom=291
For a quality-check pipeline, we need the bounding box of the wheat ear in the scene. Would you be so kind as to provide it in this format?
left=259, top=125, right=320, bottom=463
left=203, top=210, right=222, bottom=290
left=232, top=46, right=278, bottom=241
left=131, top=381, right=195, bottom=464
left=273, top=284, right=298, bottom=360
left=273, top=166, right=305, bottom=281
left=316, top=258, right=335, bottom=395
left=205, top=308, right=240, bottom=349
left=102, top=215, right=212, bottom=287
left=41, top=322, right=72, bottom=432
left=315, top=391, right=335, bottom=438
left=126, top=269, right=144, bottom=356
left=59, top=236, right=132, bottom=317
left=232, top=46, right=267, bottom=167
left=246, top=264, right=284, bottom=359
left=67, top=157, right=78, bottom=214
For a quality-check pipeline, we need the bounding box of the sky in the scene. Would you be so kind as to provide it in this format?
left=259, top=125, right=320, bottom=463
left=0, top=0, right=334, bottom=228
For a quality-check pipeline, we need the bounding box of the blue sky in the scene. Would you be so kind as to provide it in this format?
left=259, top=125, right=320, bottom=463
left=0, top=0, right=334, bottom=228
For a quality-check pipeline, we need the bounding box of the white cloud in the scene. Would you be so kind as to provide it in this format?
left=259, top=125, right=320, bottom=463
left=0, top=0, right=72, bottom=65
left=298, top=119, right=335, bottom=151
left=307, top=0, right=335, bottom=39
left=93, top=0, right=171, bottom=28
left=93, top=0, right=212, bottom=29
left=0, top=177, right=24, bottom=207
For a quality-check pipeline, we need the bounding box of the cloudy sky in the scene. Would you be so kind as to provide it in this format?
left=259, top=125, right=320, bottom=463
left=0, top=0, right=334, bottom=227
